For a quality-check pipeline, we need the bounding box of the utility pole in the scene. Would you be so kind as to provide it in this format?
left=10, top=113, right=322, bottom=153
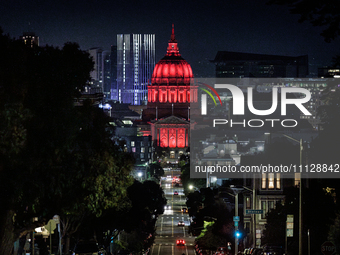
left=283, top=134, right=303, bottom=255
left=252, top=177, right=256, bottom=248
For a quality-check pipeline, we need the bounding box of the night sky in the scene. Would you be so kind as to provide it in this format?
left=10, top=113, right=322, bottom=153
left=1, top=0, right=340, bottom=77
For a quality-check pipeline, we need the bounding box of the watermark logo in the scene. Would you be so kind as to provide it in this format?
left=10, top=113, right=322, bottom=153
left=198, top=82, right=222, bottom=115
left=201, top=84, right=312, bottom=116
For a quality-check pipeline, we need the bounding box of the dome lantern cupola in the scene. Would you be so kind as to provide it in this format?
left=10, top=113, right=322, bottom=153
left=166, top=24, right=180, bottom=56
left=151, top=24, right=193, bottom=86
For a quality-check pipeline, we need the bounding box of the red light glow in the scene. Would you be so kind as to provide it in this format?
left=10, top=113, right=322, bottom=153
left=158, top=128, right=187, bottom=148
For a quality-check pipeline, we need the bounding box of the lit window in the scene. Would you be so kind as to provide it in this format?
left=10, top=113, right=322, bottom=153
left=141, top=147, right=145, bottom=153
left=262, top=173, right=266, bottom=189
left=132, top=147, right=136, bottom=153
left=170, top=151, right=175, bottom=159
left=246, top=196, right=251, bottom=209
left=268, top=173, right=274, bottom=189
left=140, top=153, right=144, bottom=158
left=276, top=173, right=281, bottom=189
left=295, top=173, right=301, bottom=187
left=131, top=141, right=135, bottom=147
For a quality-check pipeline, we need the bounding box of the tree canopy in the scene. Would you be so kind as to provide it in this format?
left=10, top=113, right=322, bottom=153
left=267, top=0, right=340, bottom=42
left=0, top=29, right=135, bottom=254
left=263, top=182, right=336, bottom=254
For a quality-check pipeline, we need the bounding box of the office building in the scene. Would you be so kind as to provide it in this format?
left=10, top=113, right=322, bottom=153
left=88, top=47, right=104, bottom=92
left=212, top=51, right=309, bottom=78
left=109, top=45, right=117, bottom=100
left=116, top=34, right=155, bottom=105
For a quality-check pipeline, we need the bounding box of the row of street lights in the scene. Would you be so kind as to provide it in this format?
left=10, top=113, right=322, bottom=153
left=203, top=133, right=303, bottom=255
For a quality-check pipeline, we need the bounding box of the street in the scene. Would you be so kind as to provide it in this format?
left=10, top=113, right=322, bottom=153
left=150, top=168, right=196, bottom=255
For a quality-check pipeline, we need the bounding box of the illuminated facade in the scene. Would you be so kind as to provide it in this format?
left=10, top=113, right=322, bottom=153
left=150, top=116, right=190, bottom=149
left=143, top=25, right=198, bottom=121
left=142, top=25, right=197, bottom=156
left=116, top=34, right=155, bottom=105
left=21, top=32, right=39, bottom=48
left=148, top=26, right=195, bottom=105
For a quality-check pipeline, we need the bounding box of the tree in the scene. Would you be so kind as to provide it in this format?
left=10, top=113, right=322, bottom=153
left=55, top=102, right=134, bottom=252
left=263, top=183, right=336, bottom=254
left=147, top=162, right=164, bottom=179
left=180, top=159, right=205, bottom=195
left=0, top=30, right=135, bottom=254
left=197, top=221, right=226, bottom=251
left=328, top=213, right=340, bottom=253
left=95, top=180, right=167, bottom=254
left=187, top=187, right=234, bottom=245
left=267, top=0, right=340, bottom=42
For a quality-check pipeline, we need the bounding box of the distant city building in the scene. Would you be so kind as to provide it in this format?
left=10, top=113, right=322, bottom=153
left=88, top=47, right=103, bottom=92
left=211, top=51, right=309, bottom=78
left=116, top=34, right=155, bottom=105
left=74, top=86, right=103, bottom=106
left=88, top=47, right=117, bottom=100
left=112, top=117, right=153, bottom=180
left=102, top=50, right=111, bottom=99
left=21, top=32, right=39, bottom=47
left=282, top=78, right=328, bottom=130
left=110, top=45, right=117, bottom=100
left=230, top=78, right=328, bottom=130
left=318, top=66, right=340, bottom=78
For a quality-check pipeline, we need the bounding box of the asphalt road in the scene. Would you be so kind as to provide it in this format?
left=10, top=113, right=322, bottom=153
left=150, top=168, right=196, bottom=255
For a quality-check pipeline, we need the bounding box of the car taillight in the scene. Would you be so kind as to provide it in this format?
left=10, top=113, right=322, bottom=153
left=177, top=240, right=179, bottom=244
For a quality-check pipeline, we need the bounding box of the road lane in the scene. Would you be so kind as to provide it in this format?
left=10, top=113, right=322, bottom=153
left=151, top=168, right=195, bottom=255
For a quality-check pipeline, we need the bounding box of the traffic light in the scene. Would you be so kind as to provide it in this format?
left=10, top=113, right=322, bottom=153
left=235, top=230, right=241, bottom=238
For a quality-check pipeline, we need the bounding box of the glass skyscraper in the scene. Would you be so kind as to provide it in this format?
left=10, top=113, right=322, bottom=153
left=115, top=34, right=155, bottom=105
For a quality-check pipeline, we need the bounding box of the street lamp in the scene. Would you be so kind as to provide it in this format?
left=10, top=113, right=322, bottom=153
left=283, top=134, right=303, bottom=255
left=138, top=172, right=143, bottom=181
left=230, top=185, right=244, bottom=255
left=242, top=185, right=256, bottom=248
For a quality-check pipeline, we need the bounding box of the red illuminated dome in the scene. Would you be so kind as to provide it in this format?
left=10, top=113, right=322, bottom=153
left=151, top=24, right=193, bottom=86
left=147, top=24, right=197, bottom=105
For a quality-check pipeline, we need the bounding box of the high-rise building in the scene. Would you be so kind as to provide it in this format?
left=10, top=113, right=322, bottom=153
left=211, top=51, right=309, bottom=78
left=109, top=45, right=117, bottom=100
left=88, top=47, right=103, bottom=88
left=88, top=47, right=115, bottom=100
left=116, top=34, right=155, bottom=105
left=21, top=32, right=39, bottom=47
left=102, top=50, right=111, bottom=99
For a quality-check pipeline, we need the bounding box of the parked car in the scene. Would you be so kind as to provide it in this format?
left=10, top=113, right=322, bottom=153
left=174, top=191, right=178, bottom=195
left=244, top=248, right=253, bottom=255
left=252, top=248, right=263, bottom=255
left=262, top=245, right=284, bottom=255
left=71, top=240, right=105, bottom=255
left=216, top=246, right=229, bottom=255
